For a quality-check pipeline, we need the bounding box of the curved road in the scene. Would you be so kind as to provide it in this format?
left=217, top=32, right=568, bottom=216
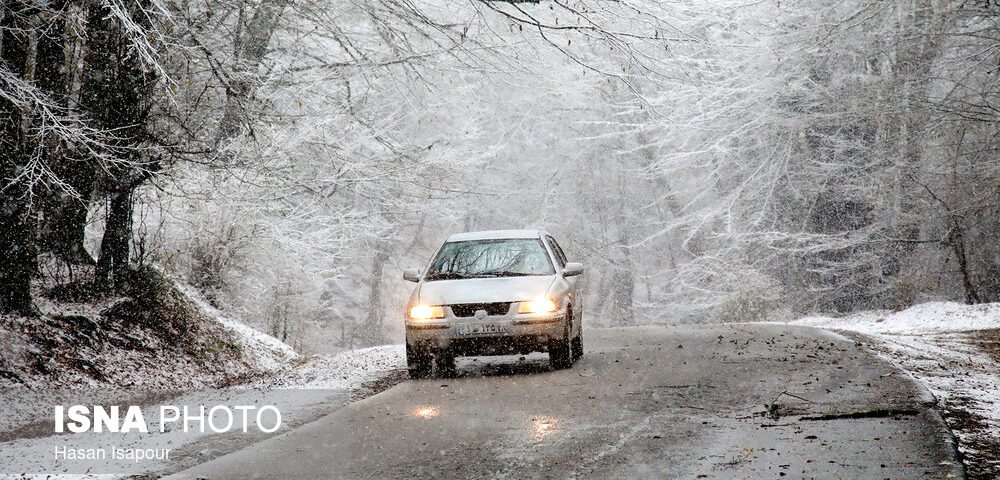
left=170, top=324, right=961, bottom=479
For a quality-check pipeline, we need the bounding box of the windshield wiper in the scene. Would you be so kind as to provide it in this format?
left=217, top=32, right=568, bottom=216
left=426, top=271, right=541, bottom=280
left=473, top=271, right=537, bottom=278
left=424, top=272, right=468, bottom=281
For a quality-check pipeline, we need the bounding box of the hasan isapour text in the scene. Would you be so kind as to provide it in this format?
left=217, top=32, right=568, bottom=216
left=54, top=445, right=171, bottom=462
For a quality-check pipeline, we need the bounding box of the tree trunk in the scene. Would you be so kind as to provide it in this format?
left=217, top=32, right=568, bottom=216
left=41, top=186, right=93, bottom=263
left=0, top=185, right=36, bottom=314
left=217, top=0, right=290, bottom=142
left=95, top=189, right=133, bottom=291
left=37, top=7, right=95, bottom=264
left=602, top=209, right=635, bottom=325
left=590, top=274, right=609, bottom=327
left=0, top=15, right=38, bottom=315
left=365, top=238, right=389, bottom=345
left=603, top=253, right=635, bottom=325
left=949, top=224, right=982, bottom=305
left=81, top=0, right=158, bottom=290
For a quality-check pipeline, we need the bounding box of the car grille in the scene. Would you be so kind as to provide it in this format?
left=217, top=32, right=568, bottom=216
left=450, top=302, right=511, bottom=317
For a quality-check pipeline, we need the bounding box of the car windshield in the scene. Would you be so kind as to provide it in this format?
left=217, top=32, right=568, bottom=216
left=425, top=238, right=554, bottom=280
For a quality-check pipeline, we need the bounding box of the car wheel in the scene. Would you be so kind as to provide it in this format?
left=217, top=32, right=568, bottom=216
left=406, top=343, right=432, bottom=379
left=549, top=315, right=573, bottom=370
left=435, top=349, right=457, bottom=378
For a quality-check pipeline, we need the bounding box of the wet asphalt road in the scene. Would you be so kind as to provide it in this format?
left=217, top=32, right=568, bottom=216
left=169, top=324, right=962, bottom=479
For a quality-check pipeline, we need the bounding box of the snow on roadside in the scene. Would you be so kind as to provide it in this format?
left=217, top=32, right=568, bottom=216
left=787, top=301, right=1000, bottom=477
left=171, top=280, right=298, bottom=371
left=172, top=275, right=405, bottom=391
left=260, top=344, right=405, bottom=390
left=791, top=301, right=1000, bottom=335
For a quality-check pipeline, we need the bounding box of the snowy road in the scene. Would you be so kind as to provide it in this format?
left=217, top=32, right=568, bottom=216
left=169, top=324, right=962, bottom=479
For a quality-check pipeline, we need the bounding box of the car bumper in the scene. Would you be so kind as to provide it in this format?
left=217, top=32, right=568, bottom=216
left=405, top=313, right=566, bottom=356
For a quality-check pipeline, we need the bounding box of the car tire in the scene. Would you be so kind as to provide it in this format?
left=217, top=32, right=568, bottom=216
left=435, top=349, right=457, bottom=378
left=549, top=316, right=573, bottom=370
left=406, top=343, right=432, bottom=379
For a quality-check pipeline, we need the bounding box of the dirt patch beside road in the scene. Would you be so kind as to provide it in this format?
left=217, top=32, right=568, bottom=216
left=350, top=368, right=410, bottom=402
left=974, top=328, right=1000, bottom=363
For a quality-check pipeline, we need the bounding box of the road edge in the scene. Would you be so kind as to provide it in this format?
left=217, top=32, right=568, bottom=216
left=824, top=328, right=967, bottom=480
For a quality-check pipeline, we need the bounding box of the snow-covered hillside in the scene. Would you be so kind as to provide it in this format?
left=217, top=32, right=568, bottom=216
left=788, top=302, right=1000, bottom=478
left=0, top=267, right=296, bottom=390
left=175, top=281, right=299, bottom=372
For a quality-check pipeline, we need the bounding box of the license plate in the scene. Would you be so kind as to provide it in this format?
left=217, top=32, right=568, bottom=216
left=456, top=323, right=509, bottom=336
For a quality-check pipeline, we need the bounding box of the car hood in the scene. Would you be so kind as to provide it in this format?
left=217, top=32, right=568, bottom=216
left=417, top=275, right=556, bottom=305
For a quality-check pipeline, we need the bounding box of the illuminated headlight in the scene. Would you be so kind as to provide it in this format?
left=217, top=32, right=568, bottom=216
left=518, top=298, right=559, bottom=314
left=409, top=304, right=445, bottom=320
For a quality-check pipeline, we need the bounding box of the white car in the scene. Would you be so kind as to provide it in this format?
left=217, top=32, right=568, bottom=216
left=402, top=230, right=584, bottom=377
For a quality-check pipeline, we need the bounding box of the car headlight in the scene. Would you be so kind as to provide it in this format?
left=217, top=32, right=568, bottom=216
left=518, top=298, right=559, bottom=314
left=409, top=304, right=445, bottom=320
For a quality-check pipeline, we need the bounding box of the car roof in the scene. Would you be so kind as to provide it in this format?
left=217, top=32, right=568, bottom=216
left=446, top=229, right=545, bottom=242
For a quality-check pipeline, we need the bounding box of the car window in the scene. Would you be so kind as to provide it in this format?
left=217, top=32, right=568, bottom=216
left=425, top=239, right=555, bottom=280
left=546, top=235, right=568, bottom=267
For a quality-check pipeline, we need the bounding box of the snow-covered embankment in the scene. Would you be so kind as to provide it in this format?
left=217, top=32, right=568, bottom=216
left=789, top=302, right=1000, bottom=478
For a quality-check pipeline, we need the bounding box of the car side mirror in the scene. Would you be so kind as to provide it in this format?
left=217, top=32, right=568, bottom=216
left=562, top=262, right=584, bottom=277
left=403, top=269, right=421, bottom=282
